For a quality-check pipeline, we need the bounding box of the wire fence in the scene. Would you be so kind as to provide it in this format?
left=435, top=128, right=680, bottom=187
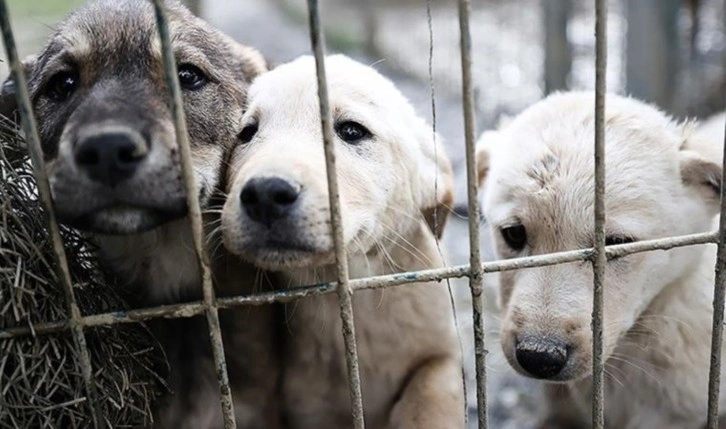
left=0, top=0, right=724, bottom=429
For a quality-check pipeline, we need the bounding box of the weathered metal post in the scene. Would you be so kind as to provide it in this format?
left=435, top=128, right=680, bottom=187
left=592, top=0, right=608, bottom=427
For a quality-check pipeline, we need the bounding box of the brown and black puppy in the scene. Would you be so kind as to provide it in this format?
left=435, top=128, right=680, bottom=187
left=1, top=1, right=277, bottom=428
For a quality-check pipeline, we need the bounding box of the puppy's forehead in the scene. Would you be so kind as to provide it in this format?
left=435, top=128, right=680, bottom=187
left=249, top=55, right=408, bottom=116
left=40, top=0, right=221, bottom=73
left=487, top=93, right=685, bottom=228
left=54, top=0, right=156, bottom=56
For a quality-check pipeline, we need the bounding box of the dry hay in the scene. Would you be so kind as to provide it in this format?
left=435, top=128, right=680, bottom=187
left=0, top=116, right=164, bottom=428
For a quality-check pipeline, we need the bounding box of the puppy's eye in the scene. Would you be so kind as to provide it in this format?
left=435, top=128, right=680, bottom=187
left=335, top=121, right=371, bottom=144
left=605, top=235, right=635, bottom=246
left=44, top=70, right=79, bottom=102
left=238, top=123, right=258, bottom=144
left=501, top=224, right=527, bottom=251
left=178, top=64, right=208, bottom=91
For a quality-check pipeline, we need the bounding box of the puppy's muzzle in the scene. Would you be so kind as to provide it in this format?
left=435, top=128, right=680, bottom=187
left=515, top=336, right=570, bottom=379
left=241, top=177, right=300, bottom=227
left=74, top=128, right=148, bottom=188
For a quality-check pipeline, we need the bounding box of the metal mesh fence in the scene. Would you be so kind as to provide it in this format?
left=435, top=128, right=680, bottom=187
left=0, top=0, right=724, bottom=428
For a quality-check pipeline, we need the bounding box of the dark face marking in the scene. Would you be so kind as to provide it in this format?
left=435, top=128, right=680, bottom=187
left=2, top=0, right=267, bottom=234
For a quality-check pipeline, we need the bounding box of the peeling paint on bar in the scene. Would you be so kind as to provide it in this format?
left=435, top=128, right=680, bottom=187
left=149, top=1, right=236, bottom=427
left=457, top=0, right=488, bottom=426
left=305, top=0, right=366, bottom=427
left=0, top=1, right=101, bottom=427
left=591, top=0, right=608, bottom=427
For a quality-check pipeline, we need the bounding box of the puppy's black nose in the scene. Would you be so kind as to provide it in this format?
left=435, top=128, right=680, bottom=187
left=75, top=132, right=146, bottom=187
left=241, top=177, right=300, bottom=227
left=515, top=337, right=569, bottom=379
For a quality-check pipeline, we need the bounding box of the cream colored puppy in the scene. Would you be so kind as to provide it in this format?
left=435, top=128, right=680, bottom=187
left=476, top=92, right=725, bottom=429
left=221, top=54, right=464, bottom=429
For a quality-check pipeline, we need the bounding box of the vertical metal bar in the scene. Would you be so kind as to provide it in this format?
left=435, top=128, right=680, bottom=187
left=0, top=2, right=101, bottom=427
left=150, top=2, right=237, bottom=427
left=706, top=119, right=726, bottom=429
left=457, top=0, right=487, bottom=427
left=305, top=1, right=365, bottom=427
left=591, top=0, right=608, bottom=427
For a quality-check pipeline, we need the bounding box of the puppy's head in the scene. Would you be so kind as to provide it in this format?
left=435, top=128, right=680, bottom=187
left=221, top=55, right=452, bottom=271
left=0, top=0, right=266, bottom=234
left=476, top=92, right=721, bottom=382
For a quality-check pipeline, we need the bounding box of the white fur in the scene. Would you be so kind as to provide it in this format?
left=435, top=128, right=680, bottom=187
left=476, top=92, right=725, bottom=428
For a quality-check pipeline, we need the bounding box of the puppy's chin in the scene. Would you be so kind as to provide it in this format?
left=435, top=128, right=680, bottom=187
left=61, top=205, right=187, bottom=235
left=245, top=247, right=335, bottom=271
left=225, top=236, right=334, bottom=271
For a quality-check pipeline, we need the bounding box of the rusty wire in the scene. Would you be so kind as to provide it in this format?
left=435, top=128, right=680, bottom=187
left=150, top=1, right=237, bottom=427
left=304, top=0, right=366, bottom=428
left=591, top=0, right=608, bottom=427
left=1, top=230, right=717, bottom=340
left=0, top=1, right=101, bottom=427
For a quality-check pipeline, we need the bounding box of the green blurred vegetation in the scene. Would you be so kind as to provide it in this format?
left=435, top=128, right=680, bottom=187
left=275, top=0, right=363, bottom=54
left=0, top=0, right=198, bottom=63
left=7, top=0, right=85, bottom=18
left=1, top=0, right=84, bottom=75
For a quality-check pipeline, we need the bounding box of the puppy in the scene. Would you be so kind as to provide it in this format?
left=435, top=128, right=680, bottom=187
left=476, top=91, right=725, bottom=429
left=221, top=55, right=465, bottom=429
left=0, top=1, right=277, bottom=427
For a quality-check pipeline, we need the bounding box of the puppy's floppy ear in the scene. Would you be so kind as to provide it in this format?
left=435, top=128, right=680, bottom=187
left=229, top=43, right=269, bottom=77
left=413, top=121, right=454, bottom=239
left=218, top=30, right=269, bottom=80
left=680, top=149, right=722, bottom=212
left=475, top=130, right=501, bottom=188
left=0, top=55, right=36, bottom=121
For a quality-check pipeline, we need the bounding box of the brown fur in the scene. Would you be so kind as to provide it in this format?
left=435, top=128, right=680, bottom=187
left=1, top=1, right=277, bottom=428
left=1, top=0, right=266, bottom=232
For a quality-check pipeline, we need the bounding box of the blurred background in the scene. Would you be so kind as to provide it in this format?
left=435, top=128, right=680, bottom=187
left=2, top=1, right=724, bottom=427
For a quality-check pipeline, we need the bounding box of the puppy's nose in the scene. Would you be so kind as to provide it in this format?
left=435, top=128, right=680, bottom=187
left=515, top=337, right=569, bottom=379
left=240, top=177, right=300, bottom=226
left=75, top=131, right=147, bottom=187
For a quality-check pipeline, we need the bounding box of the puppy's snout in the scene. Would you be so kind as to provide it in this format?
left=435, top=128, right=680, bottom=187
left=241, top=177, right=300, bottom=227
left=515, top=336, right=569, bottom=379
left=74, top=131, right=147, bottom=187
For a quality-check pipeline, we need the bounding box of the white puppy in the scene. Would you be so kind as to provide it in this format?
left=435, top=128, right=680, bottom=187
left=476, top=92, right=724, bottom=429
left=221, top=54, right=464, bottom=429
